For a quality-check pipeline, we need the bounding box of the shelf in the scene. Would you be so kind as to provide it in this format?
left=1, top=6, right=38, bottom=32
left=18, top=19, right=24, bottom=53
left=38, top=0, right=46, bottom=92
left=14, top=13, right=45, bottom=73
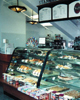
left=38, top=17, right=80, bottom=23
left=37, top=0, right=75, bottom=8
left=28, top=54, right=45, bottom=59
left=0, top=79, right=18, bottom=89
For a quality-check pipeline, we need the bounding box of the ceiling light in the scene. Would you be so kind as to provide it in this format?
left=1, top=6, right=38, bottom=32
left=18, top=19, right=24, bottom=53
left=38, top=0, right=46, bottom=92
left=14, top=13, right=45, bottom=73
left=8, top=0, right=27, bottom=13
left=27, top=21, right=38, bottom=25
left=40, top=23, right=53, bottom=26
left=27, top=10, right=38, bottom=25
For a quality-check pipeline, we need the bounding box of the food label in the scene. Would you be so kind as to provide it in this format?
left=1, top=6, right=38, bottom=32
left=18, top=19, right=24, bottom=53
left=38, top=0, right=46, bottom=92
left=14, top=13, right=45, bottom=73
left=59, top=97, right=64, bottom=100
left=39, top=93, right=49, bottom=100
left=51, top=93, right=56, bottom=100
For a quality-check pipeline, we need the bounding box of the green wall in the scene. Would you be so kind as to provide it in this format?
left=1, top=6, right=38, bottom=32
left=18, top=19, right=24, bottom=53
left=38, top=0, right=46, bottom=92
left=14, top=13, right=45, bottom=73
left=0, top=1, right=26, bottom=48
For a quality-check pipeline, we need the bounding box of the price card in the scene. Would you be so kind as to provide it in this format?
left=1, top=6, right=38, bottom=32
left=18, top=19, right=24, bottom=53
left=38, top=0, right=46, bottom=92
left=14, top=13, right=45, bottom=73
left=53, top=4, right=67, bottom=19
left=39, top=7, right=51, bottom=21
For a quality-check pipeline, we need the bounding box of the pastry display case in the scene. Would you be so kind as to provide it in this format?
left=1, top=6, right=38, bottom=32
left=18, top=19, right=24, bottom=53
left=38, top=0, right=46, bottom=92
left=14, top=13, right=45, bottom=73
left=6, top=47, right=51, bottom=87
left=5, top=47, right=80, bottom=99
left=39, top=49, right=80, bottom=99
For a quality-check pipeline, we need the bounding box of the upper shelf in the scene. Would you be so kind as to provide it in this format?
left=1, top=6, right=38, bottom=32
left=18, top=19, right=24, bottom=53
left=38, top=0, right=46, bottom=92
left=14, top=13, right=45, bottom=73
left=37, top=0, right=76, bottom=9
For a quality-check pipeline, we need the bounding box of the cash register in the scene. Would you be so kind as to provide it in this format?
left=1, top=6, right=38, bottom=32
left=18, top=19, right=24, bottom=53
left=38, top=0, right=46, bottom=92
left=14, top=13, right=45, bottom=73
left=38, top=37, right=54, bottom=48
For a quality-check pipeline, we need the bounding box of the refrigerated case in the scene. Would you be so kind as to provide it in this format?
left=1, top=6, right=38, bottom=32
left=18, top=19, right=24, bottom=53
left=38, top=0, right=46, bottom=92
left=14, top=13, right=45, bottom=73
left=6, top=47, right=80, bottom=99
left=6, top=47, right=51, bottom=87
left=41, top=49, right=80, bottom=90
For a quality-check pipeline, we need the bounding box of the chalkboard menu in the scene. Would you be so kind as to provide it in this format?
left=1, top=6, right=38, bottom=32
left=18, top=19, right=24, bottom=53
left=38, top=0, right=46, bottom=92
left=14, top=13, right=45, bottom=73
left=39, top=7, right=51, bottom=21
left=53, top=4, right=67, bottom=19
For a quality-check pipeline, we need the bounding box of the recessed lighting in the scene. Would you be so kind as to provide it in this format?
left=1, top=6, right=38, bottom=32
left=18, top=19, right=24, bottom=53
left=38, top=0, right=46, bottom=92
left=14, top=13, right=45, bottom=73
left=40, top=23, right=53, bottom=26
left=30, top=15, right=38, bottom=19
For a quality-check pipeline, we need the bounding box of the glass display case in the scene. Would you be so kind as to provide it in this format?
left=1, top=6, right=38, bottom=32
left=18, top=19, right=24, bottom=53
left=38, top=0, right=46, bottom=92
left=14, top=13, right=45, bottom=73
left=6, top=47, right=80, bottom=99
left=6, top=47, right=51, bottom=87
left=39, top=49, right=80, bottom=99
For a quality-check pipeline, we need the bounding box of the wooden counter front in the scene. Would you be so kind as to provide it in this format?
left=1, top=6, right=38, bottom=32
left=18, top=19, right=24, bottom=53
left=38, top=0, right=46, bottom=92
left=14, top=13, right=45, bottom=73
left=0, top=79, right=36, bottom=100
left=0, top=54, right=37, bottom=100
left=0, top=53, right=11, bottom=62
left=0, top=54, right=11, bottom=79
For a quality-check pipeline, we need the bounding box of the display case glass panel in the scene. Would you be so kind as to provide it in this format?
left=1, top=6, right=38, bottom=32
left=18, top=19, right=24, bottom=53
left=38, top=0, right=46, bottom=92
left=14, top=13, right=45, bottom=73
left=40, top=49, right=80, bottom=92
left=6, top=47, right=80, bottom=95
left=6, top=47, right=50, bottom=87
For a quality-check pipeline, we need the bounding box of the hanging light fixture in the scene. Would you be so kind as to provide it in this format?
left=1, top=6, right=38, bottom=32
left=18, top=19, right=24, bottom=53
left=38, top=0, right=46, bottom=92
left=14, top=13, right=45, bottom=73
left=27, top=10, right=38, bottom=25
left=8, top=0, right=27, bottom=13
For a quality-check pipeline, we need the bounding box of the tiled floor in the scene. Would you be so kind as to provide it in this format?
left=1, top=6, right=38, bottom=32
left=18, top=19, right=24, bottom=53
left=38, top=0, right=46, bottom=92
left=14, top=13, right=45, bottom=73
left=0, top=85, right=19, bottom=100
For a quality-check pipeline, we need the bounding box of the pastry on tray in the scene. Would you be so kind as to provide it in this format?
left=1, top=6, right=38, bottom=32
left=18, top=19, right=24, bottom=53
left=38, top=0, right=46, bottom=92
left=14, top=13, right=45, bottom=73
left=15, top=76, right=23, bottom=79
left=49, top=86, right=69, bottom=92
left=58, top=75, right=73, bottom=81
left=58, top=55, right=77, bottom=59
left=24, top=78, right=37, bottom=84
left=20, top=65, right=31, bottom=70
left=56, top=64, right=72, bottom=69
left=17, top=65, right=32, bottom=73
left=64, top=90, right=80, bottom=99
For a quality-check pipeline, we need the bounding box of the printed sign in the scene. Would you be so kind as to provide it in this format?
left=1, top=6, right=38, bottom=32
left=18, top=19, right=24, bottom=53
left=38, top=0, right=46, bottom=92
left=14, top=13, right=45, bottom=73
left=69, top=1, right=80, bottom=17
left=39, top=7, right=51, bottom=21
left=53, top=4, right=67, bottom=19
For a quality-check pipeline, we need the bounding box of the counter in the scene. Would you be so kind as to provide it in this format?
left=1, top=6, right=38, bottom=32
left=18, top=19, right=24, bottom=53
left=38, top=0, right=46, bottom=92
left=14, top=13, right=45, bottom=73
left=1, top=47, right=80, bottom=100
left=0, top=54, right=11, bottom=79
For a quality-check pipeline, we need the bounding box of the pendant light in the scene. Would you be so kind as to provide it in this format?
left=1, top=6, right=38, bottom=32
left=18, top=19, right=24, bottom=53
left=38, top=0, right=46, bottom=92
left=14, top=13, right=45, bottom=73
left=8, top=0, right=27, bottom=13
left=27, top=10, right=38, bottom=25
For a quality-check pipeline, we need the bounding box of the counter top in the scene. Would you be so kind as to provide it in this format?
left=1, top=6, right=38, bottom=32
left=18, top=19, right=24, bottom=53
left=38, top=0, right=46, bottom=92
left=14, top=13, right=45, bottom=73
left=0, top=54, right=11, bottom=62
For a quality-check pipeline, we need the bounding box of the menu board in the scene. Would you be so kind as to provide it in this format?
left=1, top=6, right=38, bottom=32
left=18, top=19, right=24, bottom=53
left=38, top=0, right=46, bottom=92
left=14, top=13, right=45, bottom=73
left=39, top=7, right=51, bottom=21
left=69, top=1, right=80, bottom=17
left=53, top=4, right=67, bottom=19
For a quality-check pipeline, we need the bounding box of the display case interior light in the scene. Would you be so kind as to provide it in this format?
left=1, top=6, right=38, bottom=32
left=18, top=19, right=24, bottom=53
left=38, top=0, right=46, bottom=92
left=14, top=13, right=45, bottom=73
left=40, top=23, right=53, bottom=26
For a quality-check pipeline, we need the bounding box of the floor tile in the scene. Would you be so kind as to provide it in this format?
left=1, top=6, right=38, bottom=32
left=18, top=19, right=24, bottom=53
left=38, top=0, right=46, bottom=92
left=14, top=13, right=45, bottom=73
left=0, top=86, right=14, bottom=100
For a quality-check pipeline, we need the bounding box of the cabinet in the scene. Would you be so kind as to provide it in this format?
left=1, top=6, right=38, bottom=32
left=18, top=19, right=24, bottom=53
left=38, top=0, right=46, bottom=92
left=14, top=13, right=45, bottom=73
left=2, top=47, right=80, bottom=99
left=0, top=62, right=2, bottom=79
left=0, top=54, right=11, bottom=79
